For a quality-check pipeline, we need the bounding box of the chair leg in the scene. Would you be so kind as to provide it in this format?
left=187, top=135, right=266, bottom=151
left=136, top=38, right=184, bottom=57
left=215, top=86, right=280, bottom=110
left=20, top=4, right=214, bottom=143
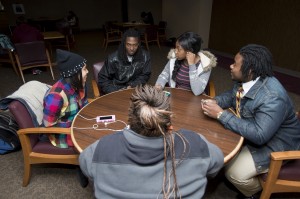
left=157, top=40, right=161, bottom=49
left=22, top=162, right=31, bottom=187
left=19, top=68, right=26, bottom=84
left=8, top=51, right=19, bottom=76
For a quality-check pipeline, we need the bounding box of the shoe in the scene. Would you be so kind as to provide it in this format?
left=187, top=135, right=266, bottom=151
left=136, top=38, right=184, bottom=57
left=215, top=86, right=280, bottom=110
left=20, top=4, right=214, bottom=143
left=32, top=69, right=42, bottom=75
left=77, top=167, right=89, bottom=188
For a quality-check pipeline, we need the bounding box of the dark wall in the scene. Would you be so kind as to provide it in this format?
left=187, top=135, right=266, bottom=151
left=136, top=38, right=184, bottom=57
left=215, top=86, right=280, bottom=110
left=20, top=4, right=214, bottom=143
left=209, top=0, right=300, bottom=72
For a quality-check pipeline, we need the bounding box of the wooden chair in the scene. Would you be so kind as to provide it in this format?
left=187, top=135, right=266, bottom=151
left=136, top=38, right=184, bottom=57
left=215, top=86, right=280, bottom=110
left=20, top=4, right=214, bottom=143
left=13, top=41, right=54, bottom=83
left=0, top=46, right=18, bottom=76
left=91, top=61, right=104, bottom=98
left=140, top=25, right=161, bottom=50
left=158, top=21, right=167, bottom=42
left=259, top=112, right=300, bottom=199
left=102, top=24, right=122, bottom=51
left=7, top=85, right=79, bottom=187
left=205, top=80, right=216, bottom=97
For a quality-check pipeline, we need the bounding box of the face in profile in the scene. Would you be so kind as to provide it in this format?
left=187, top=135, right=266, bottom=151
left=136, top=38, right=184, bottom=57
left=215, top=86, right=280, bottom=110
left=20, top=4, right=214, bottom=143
left=125, top=37, right=139, bottom=56
left=174, top=41, right=187, bottom=60
left=81, top=64, right=88, bottom=85
left=230, top=53, right=243, bottom=82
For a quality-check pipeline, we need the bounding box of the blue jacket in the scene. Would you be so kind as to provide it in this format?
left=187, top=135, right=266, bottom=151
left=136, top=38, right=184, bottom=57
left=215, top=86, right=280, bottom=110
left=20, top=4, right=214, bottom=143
left=216, top=76, right=300, bottom=172
left=79, top=128, right=224, bottom=199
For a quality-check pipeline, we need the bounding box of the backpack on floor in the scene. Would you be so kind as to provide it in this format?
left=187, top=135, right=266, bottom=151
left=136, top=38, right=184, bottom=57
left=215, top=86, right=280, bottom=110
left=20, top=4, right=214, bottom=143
left=0, top=111, right=20, bottom=154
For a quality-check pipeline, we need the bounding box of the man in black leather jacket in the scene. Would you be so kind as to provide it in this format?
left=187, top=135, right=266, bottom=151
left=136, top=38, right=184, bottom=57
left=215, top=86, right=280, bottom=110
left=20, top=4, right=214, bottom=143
left=98, top=28, right=151, bottom=94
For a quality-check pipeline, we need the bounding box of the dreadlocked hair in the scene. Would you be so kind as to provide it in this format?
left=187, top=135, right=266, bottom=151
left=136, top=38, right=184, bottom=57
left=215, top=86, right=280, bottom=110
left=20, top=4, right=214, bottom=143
left=128, top=85, right=189, bottom=199
left=171, top=32, right=203, bottom=81
left=239, top=44, right=274, bottom=81
left=117, top=28, right=142, bottom=62
left=64, top=69, right=84, bottom=91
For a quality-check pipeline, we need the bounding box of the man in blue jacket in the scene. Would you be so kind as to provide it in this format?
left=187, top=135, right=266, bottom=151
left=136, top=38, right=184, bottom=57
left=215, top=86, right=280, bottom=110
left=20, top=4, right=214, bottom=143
left=202, top=44, right=300, bottom=199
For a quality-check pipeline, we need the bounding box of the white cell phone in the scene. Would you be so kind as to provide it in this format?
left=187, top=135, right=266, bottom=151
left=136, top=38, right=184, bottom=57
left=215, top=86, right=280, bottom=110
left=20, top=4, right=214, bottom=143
left=96, top=115, right=116, bottom=123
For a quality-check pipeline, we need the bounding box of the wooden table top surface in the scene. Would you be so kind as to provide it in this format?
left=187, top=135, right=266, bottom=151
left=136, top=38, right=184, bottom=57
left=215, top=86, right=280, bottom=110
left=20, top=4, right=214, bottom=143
left=71, top=88, right=243, bottom=163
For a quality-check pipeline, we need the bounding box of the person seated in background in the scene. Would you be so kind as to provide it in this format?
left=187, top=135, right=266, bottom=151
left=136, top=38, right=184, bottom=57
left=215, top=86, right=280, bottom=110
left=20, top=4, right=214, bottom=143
left=155, top=31, right=217, bottom=96
left=43, top=49, right=89, bottom=149
left=140, top=11, right=154, bottom=25
left=79, top=84, right=224, bottom=199
left=66, top=10, right=78, bottom=27
left=12, top=16, right=44, bottom=44
left=201, top=44, right=300, bottom=199
left=98, top=28, right=151, bottom=94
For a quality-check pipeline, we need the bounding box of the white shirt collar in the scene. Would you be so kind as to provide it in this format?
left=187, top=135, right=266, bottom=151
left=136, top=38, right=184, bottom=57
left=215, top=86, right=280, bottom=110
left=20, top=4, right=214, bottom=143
left=242, top=77, right=260, bottom=96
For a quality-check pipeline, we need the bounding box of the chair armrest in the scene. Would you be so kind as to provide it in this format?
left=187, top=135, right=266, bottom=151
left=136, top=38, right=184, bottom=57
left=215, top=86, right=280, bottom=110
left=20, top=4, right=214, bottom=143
left=271, top=151, right=300, bottom=161
left=18, top=127, right=71, bottom=135
left=208, top=81, right=216, bottom=97
left=92, top=79, right=100, bottom=98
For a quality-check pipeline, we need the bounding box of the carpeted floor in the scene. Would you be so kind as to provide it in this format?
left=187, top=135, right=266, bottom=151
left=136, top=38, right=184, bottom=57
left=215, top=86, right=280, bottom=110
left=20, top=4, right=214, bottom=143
left=0, top=30, right=299, bottom=199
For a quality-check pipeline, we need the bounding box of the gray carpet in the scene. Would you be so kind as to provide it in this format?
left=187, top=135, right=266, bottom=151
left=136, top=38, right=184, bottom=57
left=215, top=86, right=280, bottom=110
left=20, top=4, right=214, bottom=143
left=0, top=30, right=299, bottom=199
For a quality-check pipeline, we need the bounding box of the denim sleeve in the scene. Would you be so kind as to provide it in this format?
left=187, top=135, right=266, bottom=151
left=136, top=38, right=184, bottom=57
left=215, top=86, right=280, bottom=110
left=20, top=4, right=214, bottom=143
left=219, top=94, right=287, bottom=145
left=214, top=89, right=236, bottom=109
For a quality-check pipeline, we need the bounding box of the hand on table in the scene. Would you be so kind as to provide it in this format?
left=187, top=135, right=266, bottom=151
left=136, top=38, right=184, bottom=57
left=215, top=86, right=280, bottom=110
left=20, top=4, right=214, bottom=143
left=201, top=99, right=223, bottom=119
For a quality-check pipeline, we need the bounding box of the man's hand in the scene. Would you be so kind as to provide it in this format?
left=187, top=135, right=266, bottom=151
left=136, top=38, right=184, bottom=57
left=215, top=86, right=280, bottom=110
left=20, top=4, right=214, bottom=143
left=201, top=99, right=223, bottom=119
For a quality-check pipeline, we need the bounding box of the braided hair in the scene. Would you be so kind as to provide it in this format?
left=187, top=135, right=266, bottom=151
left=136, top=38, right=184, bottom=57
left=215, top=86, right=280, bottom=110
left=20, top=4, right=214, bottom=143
left=128, top=85, right=188, bottom=198
left=117, top=28, right=143, bottom=62
left=172, top=32, right=203, bottom=81
left=239, top=44, right=274, bottom=81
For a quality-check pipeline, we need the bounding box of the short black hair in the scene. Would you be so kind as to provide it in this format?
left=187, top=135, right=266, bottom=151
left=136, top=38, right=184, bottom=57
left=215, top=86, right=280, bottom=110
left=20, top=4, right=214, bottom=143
left=117, top=28, right=142, bottom=62
left=239, top=44, right=274, bottom=81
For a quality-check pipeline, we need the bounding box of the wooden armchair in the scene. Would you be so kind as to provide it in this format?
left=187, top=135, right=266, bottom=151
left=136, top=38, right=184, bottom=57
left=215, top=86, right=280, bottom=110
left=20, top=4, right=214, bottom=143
left=8, top=99, right=79, bottom=187
left=140, top=25, right=161, bottom=50
left=102, top=24, right=122, bottom=51
left=14, top=41, right=55, bottom=83
left=259, top=113, right=300, bottom=199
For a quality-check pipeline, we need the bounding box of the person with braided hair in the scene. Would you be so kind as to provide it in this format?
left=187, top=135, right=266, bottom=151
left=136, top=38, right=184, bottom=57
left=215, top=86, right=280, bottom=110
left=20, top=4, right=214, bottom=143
left=202, top=44, right=300, bottom=199
left=98, top=28, right=151, bottom=94
left=79, top=84, right=223, bottom=199
left=155, top=31, right=217, bottom=96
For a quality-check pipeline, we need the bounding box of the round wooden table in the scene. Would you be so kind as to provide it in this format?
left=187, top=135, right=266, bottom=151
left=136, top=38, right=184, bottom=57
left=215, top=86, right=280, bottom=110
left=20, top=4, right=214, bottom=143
left=71, top=88, right=243, bottom=163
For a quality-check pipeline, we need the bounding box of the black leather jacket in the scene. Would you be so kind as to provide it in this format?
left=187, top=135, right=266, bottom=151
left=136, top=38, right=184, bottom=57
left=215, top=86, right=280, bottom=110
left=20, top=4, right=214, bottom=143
left=98, top=49, right=151, bottom=94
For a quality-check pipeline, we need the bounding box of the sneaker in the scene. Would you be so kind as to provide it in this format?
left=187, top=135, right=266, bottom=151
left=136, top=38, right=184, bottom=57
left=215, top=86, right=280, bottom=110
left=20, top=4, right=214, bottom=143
left=32, top=69, right=42, bottom=75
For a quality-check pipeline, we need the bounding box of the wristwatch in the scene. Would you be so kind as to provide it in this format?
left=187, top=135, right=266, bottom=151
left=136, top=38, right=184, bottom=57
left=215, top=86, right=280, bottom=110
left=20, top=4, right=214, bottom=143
left=217, top=111, right=223, bottom=119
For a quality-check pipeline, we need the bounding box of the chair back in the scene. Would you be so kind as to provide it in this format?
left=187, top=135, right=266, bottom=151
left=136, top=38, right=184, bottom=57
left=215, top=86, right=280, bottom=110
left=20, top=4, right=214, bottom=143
left=14, top=41, right=54, bottom=83
left=93, top=61, right=104, bottom=82
left=14, top=41, right=48, bottom=66
left=141, top=25, right=160, bottom=50
left=103, top=24, right=122, bottom=51
left=92, top=62, right=104, bottom=97
left=8, top=100, right=39, bottom=147
left=158, top=21, right=167, bottom=41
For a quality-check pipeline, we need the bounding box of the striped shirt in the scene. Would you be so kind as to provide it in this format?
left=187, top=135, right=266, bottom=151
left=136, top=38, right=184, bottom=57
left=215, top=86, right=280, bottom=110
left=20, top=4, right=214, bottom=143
left=175, top=63, right=191, bottom=90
